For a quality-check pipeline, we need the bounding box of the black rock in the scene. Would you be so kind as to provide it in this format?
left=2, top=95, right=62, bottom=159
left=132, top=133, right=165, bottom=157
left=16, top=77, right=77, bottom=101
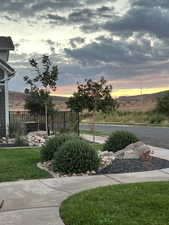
left=97, top=157, right=169, bottom=174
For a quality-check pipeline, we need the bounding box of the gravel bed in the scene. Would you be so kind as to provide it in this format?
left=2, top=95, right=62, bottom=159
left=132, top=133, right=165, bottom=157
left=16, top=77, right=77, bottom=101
left=0, top=144, right=17, bottom=148
left=97, top=157, right=169, bottom=174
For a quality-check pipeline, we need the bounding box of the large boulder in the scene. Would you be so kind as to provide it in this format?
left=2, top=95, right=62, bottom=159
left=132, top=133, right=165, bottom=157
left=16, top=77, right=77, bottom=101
left=114, top=141, right=151, bottom=159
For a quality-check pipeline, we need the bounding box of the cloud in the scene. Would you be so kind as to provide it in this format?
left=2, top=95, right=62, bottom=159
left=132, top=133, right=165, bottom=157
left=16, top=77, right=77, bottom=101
left=131, top=0, right=169, bottom=8
left=0, top=0, right=114, bottom=19
left=61, top=33, right=169, bottom=88
left=46, top=39, right=55, bottom=46
left=0, top=0, right=79, bottom=15
left=3, top=15, right=18, bottom=22
left=103, top=7, right=169, bottom=39
left=78, top=0, right=169, bottom=42
left=69, top=37, right=85, bottom=48
left=46, top=14, right=66, bottom=24
left=68, top=9, right=93, bottom=24
left=65, top=37, right=154, bottom=65
left=46, top=5, right=114, bottom=27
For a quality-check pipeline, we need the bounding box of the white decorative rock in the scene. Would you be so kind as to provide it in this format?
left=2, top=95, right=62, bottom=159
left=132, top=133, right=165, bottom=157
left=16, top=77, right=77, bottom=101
left=98, top=151, right=115, bottom=168
left=26, top=131, right=47, bottom=146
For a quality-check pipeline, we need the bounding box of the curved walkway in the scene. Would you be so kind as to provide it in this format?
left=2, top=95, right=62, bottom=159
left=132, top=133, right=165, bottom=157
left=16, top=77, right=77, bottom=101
left=0, top=170, right=169, bottom=225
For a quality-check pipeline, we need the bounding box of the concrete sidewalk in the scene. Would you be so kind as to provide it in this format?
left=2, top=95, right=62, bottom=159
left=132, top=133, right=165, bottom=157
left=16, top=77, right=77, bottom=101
left=0, top=170, right=169, bottom=225
left=81, top=133, right=107, bottom=144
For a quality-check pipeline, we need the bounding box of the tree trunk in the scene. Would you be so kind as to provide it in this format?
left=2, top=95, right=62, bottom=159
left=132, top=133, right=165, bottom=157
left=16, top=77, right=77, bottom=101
left=45, top=103, right=48, bottom=135
left=92, top=107, right=96, bottom=143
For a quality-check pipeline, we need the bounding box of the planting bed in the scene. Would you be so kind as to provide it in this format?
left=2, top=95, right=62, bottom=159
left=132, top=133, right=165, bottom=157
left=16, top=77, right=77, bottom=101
left=97, top=157, right=169, bottom=174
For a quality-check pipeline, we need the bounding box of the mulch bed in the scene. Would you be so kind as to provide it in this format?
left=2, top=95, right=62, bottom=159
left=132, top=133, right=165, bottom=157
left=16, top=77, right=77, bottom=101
left=97, top=157, right=169, bottom=174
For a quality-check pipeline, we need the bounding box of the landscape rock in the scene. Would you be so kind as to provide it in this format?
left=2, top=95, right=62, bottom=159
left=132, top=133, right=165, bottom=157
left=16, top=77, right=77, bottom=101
left=0, top=137, right=6, bottom=144
left=0, top=137, right=15, bottom=144
left=115, top=141, right=152, bottom=159
left=98, top=151, right=115, bottom=168
left=38, top=161, right=97, bottom=178
left=26, top=131, right=47, bottom=146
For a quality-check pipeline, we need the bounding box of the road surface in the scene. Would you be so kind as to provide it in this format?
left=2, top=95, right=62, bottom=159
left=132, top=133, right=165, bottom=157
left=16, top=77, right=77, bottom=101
left=80, top=124, right=169, bottom=149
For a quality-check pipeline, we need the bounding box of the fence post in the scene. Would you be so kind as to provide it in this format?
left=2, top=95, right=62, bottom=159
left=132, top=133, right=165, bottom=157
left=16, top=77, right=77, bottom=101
left=63, top=112, right=66, bottom=130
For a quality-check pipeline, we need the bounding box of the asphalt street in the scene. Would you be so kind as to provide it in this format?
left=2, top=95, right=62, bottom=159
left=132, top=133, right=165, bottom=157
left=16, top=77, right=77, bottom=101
left=80, top=124, right=169, bottom=149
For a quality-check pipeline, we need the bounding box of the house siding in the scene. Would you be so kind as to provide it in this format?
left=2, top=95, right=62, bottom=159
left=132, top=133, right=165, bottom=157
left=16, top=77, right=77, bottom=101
left=0, top=50, right=9, bottom=62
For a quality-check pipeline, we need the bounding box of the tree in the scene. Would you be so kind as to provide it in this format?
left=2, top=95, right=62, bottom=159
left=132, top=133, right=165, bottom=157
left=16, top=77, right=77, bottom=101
left=24, top=88, right=54, bottom=115
left=24, top=55, right=58, bottom=133
left=156, top=91, right=169, bottom=116
left=66, top=77, right=118, bottom=141
left=24, top=55, right=58, bottom=89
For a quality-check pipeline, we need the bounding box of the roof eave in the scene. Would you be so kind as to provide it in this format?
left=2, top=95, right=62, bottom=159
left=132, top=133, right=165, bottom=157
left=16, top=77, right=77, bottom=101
left=0, top=60, right=15, bottom=75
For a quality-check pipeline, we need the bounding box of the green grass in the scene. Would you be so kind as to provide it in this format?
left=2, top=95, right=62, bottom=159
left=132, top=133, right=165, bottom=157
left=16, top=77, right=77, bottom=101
left=81, top=111, right=169, bottom=127
left=0, top=147, right=51, bottom=182
left=60, top=182, right=169, bottom=225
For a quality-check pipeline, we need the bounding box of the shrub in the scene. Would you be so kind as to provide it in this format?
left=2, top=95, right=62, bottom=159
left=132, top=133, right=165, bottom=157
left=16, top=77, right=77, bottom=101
left=9, top=121, right=26, bottom=138
left=53, top=139, right=100, bottom=174
left=103, top=130, right=139, bottom=152
left=40, top=135, right=86, bottom=162
left=156, top=91, right=169, bottom=116
left=149, top=113, right=167, bottom=124
left=14, top=136, right=28, bottom=146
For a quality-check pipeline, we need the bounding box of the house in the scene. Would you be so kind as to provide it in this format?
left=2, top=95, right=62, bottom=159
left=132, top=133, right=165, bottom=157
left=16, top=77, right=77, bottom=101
left=0, top=37, right=15, bottom=137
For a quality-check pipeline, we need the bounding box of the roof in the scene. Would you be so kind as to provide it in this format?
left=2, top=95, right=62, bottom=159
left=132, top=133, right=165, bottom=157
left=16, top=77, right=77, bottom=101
left=0, top=37, right=14, bottom=50
left=0, top=58, right=15, bottom=75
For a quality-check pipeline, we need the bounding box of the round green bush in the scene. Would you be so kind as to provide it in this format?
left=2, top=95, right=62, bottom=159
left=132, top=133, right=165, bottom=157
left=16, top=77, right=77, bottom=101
left=53, top=139, right=100, bottom=174
left=103, top=130, right=139, bottom=152
left=40, top=135, right=85, bottom=162
left=149, top=113, right=166, bottom=124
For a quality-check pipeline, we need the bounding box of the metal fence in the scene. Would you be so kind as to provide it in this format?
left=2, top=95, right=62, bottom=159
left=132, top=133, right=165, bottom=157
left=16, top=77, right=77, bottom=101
left=9, top=111, right=79, bottom=135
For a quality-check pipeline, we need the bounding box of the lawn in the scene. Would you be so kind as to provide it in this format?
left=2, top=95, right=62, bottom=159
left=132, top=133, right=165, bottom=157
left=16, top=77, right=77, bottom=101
left=60, top=182, right=169, bottom=225
left=0, top=147, right=51, bottom=182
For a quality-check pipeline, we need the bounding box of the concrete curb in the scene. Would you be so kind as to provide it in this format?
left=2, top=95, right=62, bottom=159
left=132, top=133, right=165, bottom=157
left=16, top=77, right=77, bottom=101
left=37, top=162, right=58, bottom=178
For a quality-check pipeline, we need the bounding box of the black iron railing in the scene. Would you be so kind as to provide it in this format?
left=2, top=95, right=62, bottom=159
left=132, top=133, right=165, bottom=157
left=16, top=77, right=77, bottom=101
left=9, top=111, right=79, bottom=135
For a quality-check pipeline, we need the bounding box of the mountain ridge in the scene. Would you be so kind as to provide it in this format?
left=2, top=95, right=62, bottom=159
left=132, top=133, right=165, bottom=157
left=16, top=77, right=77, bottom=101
left=9, top=90, right=169, bottom=112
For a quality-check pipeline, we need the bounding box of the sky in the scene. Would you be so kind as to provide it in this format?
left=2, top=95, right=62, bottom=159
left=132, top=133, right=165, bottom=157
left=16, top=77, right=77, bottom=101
left=1, top=0, right=169, bottom=97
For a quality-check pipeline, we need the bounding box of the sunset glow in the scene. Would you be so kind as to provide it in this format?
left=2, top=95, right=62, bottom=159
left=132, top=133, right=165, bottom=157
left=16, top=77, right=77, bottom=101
left=50, top=86, right=169, bottom=98
left=112, top=87, right=169, bottom=98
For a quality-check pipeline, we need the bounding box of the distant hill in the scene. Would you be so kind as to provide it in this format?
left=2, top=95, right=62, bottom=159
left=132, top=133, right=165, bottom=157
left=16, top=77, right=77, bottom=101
left=118, top=90, right=168, bottom=102
left=9, top=91, right=69, bottom=111
left=9, top=90, right=169, bottom=112
left=117, top=90, right=169, bottom=112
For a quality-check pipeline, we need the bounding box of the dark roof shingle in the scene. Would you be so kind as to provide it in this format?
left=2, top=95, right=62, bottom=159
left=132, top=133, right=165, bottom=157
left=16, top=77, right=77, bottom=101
left=0, top=37, right=14, bottom=50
